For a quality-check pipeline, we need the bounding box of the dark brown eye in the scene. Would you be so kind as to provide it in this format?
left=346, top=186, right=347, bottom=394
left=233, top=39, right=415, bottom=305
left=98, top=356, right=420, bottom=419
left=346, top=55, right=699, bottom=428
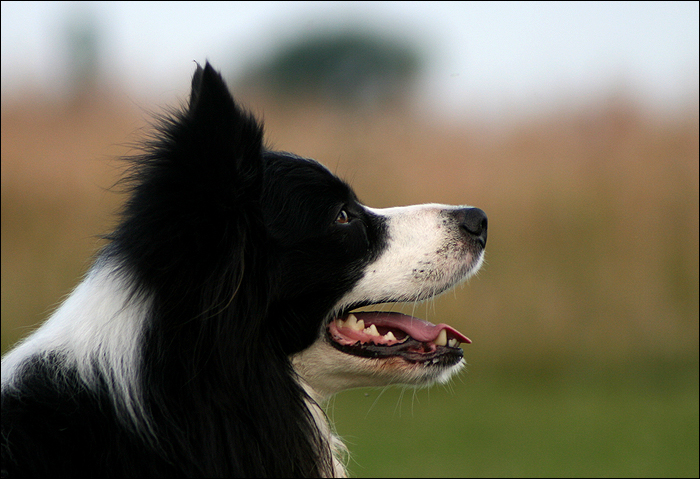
left=335, top=209, right=350, bottom=224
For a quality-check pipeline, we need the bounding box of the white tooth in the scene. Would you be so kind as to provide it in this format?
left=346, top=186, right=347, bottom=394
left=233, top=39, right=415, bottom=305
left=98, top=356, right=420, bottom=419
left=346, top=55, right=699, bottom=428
left=345, top=314, right=361, bottom=331
left=448, top=338, right=460, bottom=348
left=364, top=324, right=380, bottom=336
left=336, top=318, right=346, bottom=328
left=355, top=319, right=365, bottom=331
left=434, top=329, right=448, bottom=347
left=384, top=331, right=397, bottom=342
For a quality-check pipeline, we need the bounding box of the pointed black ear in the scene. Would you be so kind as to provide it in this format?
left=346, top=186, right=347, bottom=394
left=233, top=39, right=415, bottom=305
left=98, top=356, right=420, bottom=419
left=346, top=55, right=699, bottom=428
left=188, top=62, right=235, bottom=119
left=183, top=62, right=264, bottom=176
left=163, top=60, right=266, bottom=216
left=112, top=62, right=267, bottom=288
left=124, top=61, right=264, bottom=206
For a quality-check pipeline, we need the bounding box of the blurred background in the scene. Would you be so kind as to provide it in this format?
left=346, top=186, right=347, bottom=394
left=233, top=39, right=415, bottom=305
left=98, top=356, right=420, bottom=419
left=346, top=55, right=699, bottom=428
left=1, top=1, right=698, bottom=476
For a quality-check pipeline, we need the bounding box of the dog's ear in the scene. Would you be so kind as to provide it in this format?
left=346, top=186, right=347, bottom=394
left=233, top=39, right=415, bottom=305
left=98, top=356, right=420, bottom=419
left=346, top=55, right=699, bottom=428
left=183, top=62, right=265, bottom=195
left=111, top=62, right=268, bottom=296
left=188, top=62, right=237, bottom=121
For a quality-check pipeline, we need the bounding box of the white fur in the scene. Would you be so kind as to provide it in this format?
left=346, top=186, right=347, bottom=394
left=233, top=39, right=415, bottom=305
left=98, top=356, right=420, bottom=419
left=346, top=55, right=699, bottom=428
left=1, top=260, right=152, bottom=432
left=293, top=339, right=464, bottom=401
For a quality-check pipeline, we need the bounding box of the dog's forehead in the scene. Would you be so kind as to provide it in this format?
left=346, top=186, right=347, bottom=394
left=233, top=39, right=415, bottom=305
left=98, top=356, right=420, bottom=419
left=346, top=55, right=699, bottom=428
left=262, top=151, right=351, bottom=193
left=263, top=151, right=332, bottom=173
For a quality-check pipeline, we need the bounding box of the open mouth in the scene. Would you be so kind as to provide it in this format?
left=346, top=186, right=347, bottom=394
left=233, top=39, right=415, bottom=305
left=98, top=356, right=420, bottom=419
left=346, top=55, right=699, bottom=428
left=327, top=312, right=470, bottom=365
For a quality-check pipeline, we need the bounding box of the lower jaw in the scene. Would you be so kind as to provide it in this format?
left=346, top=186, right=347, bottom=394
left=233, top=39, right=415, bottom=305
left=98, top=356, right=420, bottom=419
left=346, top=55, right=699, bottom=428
left=327, top=335, right=464, bottom=367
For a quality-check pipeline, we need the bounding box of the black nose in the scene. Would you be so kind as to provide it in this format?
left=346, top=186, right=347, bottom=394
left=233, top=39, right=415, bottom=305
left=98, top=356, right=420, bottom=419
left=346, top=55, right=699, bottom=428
left=457, top=207, right=488, bottom=247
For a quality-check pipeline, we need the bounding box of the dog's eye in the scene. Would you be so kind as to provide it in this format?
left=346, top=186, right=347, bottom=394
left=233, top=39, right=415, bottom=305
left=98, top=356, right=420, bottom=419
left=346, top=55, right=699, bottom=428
left=335, top=209, right=351, bottom=224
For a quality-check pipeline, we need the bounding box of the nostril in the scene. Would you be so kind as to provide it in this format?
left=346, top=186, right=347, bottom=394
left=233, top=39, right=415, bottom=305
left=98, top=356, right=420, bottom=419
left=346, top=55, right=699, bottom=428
left=459, top=208, right=488, bottom=246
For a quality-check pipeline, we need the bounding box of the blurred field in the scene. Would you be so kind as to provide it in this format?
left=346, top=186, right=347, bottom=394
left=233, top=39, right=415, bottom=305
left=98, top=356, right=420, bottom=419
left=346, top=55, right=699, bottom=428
left=333, top=359, right=697, bottom=477
left=2, top=91, right=698, bottom=476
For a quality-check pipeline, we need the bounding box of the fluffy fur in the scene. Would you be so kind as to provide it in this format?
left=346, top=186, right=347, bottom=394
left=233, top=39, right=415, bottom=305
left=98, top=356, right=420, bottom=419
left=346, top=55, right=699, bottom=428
left=1, top=62, right=487, bottom=477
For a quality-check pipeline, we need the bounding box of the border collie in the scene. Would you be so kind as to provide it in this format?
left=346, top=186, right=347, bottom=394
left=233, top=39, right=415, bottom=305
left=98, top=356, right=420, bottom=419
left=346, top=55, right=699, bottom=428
left=1, top=62, right=487, bottom=477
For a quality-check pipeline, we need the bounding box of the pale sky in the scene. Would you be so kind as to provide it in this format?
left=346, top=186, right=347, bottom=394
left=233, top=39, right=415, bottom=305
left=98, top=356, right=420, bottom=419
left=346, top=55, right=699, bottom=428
left=1, top=1, right=698, bottom=120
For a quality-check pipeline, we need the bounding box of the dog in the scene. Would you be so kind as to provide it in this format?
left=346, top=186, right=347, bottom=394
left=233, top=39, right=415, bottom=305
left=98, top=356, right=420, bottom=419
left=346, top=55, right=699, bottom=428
left=1, top=62, right=487, bottom=477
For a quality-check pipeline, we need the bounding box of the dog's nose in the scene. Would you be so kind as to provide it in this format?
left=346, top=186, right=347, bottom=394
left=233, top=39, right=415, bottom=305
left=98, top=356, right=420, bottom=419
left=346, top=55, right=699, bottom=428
left=456, top=207, right=488, bottom=247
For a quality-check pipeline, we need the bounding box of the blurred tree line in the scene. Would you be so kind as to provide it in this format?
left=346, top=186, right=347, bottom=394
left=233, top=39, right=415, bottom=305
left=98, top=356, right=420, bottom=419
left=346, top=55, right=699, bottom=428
left=237, top=31, right=422, bottom=109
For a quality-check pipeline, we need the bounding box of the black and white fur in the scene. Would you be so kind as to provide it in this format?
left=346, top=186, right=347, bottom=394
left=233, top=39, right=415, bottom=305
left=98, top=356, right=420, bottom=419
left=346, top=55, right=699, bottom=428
left=1, top=62, right=487, bottom=477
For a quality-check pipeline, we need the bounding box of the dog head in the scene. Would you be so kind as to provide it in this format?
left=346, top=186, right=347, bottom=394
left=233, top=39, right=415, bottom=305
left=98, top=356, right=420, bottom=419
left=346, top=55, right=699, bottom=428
left=125, top=62, right=487, bottom=399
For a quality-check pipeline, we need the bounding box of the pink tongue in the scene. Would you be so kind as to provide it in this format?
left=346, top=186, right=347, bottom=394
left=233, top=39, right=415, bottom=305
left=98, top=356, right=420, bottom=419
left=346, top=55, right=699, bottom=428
left=349, top=312, right=471, bottom=344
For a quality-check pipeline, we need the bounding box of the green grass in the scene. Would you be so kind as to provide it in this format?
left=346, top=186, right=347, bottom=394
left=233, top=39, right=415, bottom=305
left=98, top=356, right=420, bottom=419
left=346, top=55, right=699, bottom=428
left=329, top=360, right=699, bottom=477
